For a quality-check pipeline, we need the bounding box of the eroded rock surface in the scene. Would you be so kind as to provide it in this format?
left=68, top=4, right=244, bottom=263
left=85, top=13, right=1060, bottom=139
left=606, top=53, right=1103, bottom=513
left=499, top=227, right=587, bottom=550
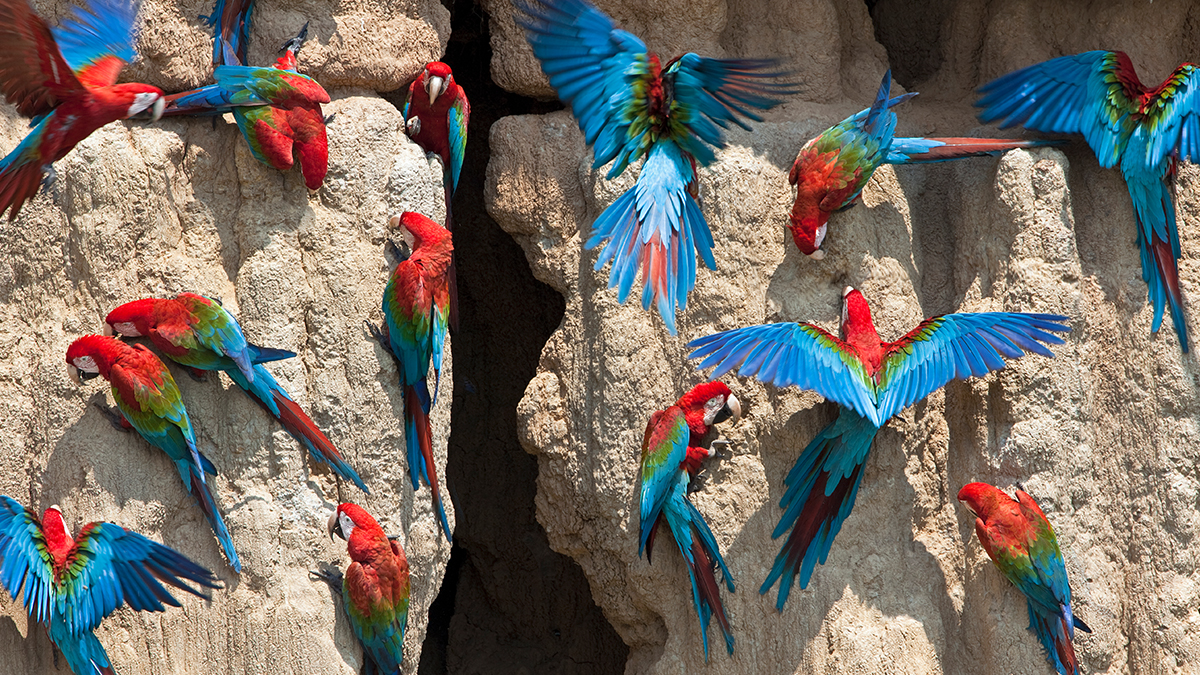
left=0, top=92, right=452, bottom=675
left=487, top=52, right=1200, bottom=675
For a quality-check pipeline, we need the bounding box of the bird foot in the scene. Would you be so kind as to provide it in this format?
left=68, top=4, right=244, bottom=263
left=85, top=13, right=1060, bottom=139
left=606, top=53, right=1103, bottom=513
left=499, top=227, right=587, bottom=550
left=308, top=566, right=344, bottom=592
left=364, top=320, right=395, bottom=356
left=92, top=403, right=131, bottom=432
left=710, top=438, right=733, bottom=458
left=384, top=238, right=410, bottom=265
left=324, top=113, right=337, bottom=126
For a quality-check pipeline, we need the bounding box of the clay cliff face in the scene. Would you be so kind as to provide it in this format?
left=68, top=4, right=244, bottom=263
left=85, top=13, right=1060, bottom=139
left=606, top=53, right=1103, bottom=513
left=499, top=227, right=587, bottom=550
left=486, top=2, right=1200, bottom=674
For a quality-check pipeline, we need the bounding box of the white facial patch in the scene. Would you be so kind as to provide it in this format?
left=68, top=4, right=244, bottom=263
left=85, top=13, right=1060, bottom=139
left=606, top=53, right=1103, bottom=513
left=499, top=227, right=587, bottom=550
left=72, top=355, right=99, bottom=373
left=814, top=222, right=827, bottom=249
left=112, top=321, right=140, bottom=337
left=702, top=395, right=725, bottom=426
left=127, top=92, right=161, bottom=118
left=338, top=511, right=356, bottom=540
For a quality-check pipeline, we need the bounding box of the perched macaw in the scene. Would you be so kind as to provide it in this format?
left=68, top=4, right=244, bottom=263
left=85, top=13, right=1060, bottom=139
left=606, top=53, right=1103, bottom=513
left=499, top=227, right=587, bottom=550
left=516, top=0, right=795, bottom=334
left=0, top=0, right=166, bottom=220
left=65, top=334, right=241, bottom=571
left=201, top=0, right=254, bottom=67
left=687, top=287, right=1071, bottom=609
left=958, top=482, right=1093, bottom=675
left=403, top=61, right=469, bottom=332
left=976, top=51, right=1200, bottom=353
left=788, top=69, right=1054, bottom=258
left=104, top=293, right=369, bottom=492
left=323, top=503, right=410, bottom=675
left=162, top=24, right=330, bottom=190
left=0, top=497, right=220, bottom=675
left=639, top=382, right=741, bottom=660
left=376, top=212, right=452, bottom=541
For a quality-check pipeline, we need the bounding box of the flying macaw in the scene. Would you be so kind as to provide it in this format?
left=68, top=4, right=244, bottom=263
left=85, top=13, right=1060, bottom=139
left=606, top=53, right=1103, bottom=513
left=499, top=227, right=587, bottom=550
left=976, top=51, right=1200, bottom=353
left=403, top=61, right=469, bottom=332
left=375, top=212, right=452, bottom=541
left=516, top=0, right=795, bottom=335
left=321, top=503, right=410, bottom=675
left=0, top=497, right=220, bottom=675
left=162, top=23, right=330, bottom=190
left=65, top=334, right=241, bottom=571
left=200, top=0, right=254, bottom=67
left=0, top=0, right=166, bottom=220
left=104, top=293, right=369, bottom=493
left=687, top=287, right=1071, bottom=610
left=787, top=69, right=1055, bottom=259
left=958, top=482, right=1093, bottom=675
left=639, top=382, right=741, bottom=660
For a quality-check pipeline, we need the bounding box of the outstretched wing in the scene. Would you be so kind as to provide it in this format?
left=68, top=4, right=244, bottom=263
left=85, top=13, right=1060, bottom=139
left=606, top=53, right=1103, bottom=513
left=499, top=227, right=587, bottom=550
left=54, top=521, right=218, bottom=635
left=665, top=53, right=796, bottom=166
left=514, top=0, right=649, bottom=172
left=52, top=0, right=141, bottom=89
left=976, top=50, right=1138, bottom=168
left=202, top=0, right=254, bottom=67
left=176, top=293, right=257, bottom=382
left=638, top=407, right=688, bottom=556
left=447, top=92, right=469, bottom=193
left=1132, top=63, right=1200, bottom=170
left=0, top=496, right=55, bottom=624
left=873, top=312, right=1070, bottom=423
left=0, top=0, right=84, bottom=117
left=688, top=322, right=879, bottom=424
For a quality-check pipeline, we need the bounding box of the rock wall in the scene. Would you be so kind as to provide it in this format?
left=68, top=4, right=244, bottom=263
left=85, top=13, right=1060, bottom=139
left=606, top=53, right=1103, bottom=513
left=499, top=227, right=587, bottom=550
left=486, top=2, right=1200, bottom=674
left=0, top=91, right=454, bottom=673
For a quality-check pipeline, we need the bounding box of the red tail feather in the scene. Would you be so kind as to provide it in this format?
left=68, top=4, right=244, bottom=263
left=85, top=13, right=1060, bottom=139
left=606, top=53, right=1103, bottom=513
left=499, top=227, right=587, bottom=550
left=782, top=468, right=860, bottom=568
left=405, top=385, right=447, bottom=534
left=0, top=162, right=44, bottom=221
left=907, top=137, right=1047, bottom=161
left=1150, top=235, right=1183, bottom=308
left=271, top=389, right=345, bottom=466
left=1055, top=614, right=1080, bottom=675
left=690, top=533, right=732, bottom=639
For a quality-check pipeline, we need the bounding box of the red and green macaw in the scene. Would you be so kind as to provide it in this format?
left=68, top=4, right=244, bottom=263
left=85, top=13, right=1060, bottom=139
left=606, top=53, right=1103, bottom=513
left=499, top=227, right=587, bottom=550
left=0, top=497, right=220, bottom=675
left=516, top=0, right=795, bottom=334
left=958, top=482, right=1093, bottom=675
left=403, top=61, right=470, bottom=331
left=0, top=0, right=166, bottom=220
left=162, top=23, right=330, bottom=190
left=65, top=334, right=241, bottom=572
left=104, top=293, right=369, bottom=493
left=324, top=503, right=410, bottom=675
left=377, top=212, right=452, bottom=541
left=976, top=51, right=1200, bottom=353
left=788, top=69, right=1054, bottom=259
left=688, top=287, right=1071, bottom=610
left=639, top=382, right=741, bottom=661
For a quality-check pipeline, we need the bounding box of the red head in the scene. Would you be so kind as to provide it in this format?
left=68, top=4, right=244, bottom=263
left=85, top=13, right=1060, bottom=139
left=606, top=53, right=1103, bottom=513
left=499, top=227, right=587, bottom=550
left=421, top=62, right=455, bottom=107
left=786, top=211, right=829, bottom=260
left=327, top=502, right=392, bottom=557
left=65, top=334, right=130, bottom=384
left=956, top=482, right=1011, bottom=521
left=39, top=505, right=75, bottom=564
left=111, top=83, right=166, bottom=122
left=389, top=212, right=451, bottom=252
left=675, top=381, right=741, bottom=439
left=104, top=298, right=165, bottom=338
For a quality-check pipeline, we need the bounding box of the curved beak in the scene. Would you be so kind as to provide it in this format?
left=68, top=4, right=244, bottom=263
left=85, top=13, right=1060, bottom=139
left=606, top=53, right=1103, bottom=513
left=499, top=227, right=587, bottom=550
left=327, top=511, right=341, bottom=541
left=149, top=97, right=165, bottom=123
left=102, top=322, right=114, bottom=336
left=713, top=394, right=741, bottom=425
left=807, top=248, right=826, bottom=261
left=426, top=76, right=443, bottom=107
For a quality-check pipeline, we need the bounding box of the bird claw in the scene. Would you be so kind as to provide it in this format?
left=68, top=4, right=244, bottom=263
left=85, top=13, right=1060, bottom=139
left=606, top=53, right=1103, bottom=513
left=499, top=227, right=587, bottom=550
left=308, top=566, right=344, bottom=591
left=92, top=403, right=130, bottom=432
left=384, top=238, right=410, bottom=265
left=364, top=320, right=396, bottom=359
left=710, top=438, right=733, bottom=458
left=324, top=113, right=337, bottom=125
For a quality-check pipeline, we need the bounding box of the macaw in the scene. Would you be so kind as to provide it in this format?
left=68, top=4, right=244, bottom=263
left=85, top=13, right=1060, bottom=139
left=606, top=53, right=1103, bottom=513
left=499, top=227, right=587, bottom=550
left=788, top=69, right=1055, bottom=259
left=976, top=51, right=1200, bottom=353
left=403, top=61, right=469, bottom=331
left=322, top=503, right=410, bottom=675
left=375, top=212, right=452, bottom=541
left=200, top=0, right=254, bottom=67
left=65, top=334, right=241, bottom=571
left=104, top=293, right=369, bottom=493
left=516, top=0, right=795, bottom=335
left=0, top=0, right=166, bottom=220
left=162, top=24, right=330, bottom=190
left=639, top=382, right=741, bottom=660
left=0, top=497, right=220, bottom=675
left=687, top=287, right=1071, bottom=610
left=958, top=482, right=1093, bottom=675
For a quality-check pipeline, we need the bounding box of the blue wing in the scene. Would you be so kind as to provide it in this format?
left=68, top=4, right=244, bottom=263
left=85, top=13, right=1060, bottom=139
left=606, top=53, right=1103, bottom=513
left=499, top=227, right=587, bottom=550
left=52, top=0, right=139, bottom=78
left=0, top=496, right=54, bottom=625
left=1135, top=63, right=1200, bottom=168
left=447, top=95, right=469, bottom=193
left=638, top=407, right=688, bottom=557
left=975, top=50, right=1136, bottom=168
left=201, top=0, right=255, bottom=67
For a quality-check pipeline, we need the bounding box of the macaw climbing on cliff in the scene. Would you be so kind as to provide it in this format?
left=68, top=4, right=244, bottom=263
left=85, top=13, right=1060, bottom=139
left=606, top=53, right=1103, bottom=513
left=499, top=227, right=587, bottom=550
left=104, top=293, right=370, bottom=493
left=65, top=334, right=241, bottom=572
left=403, top=61, right=469, bottom=331
left=516, top=0, right=796, bottom=334
left=0, top=0, right=166, bottom=220
left=0, top=497, right=220, bottom=675
left=976, top=51, right=1200, bottom=353
left=639, top=382, right=741, bottom=660
left=958, top=482, right=1093, bottom=675
left=787, top=70, right=1055, bottom=258
left=201, top=0, right=254, bottom=67
left=375, top=212, right=453, bottom=541
left=320, top=503, right=410, bottom=675
left=162, top=23, right=330, bottom=190
left=688, top=287, right=1071, bottom=610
